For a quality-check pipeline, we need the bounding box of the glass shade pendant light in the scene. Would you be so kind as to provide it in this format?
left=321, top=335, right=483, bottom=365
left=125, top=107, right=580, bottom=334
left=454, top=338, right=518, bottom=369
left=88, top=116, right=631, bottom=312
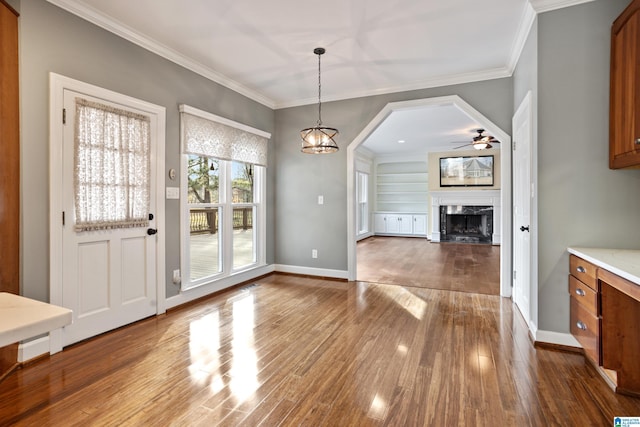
left=300, top=47, right=339, bottom=154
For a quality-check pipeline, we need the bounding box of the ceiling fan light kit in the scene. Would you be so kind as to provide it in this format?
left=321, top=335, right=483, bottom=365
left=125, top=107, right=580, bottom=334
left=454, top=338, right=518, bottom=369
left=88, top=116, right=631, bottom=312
left=453, top=128, right=500, bottom=150
left=300, top=47, right=339, bottom=154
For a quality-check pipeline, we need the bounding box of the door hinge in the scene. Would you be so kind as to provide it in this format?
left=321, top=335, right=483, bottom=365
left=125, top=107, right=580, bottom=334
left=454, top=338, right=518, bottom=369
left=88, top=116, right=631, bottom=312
left=513, top=270, right=517, bottom=281
left=62, top=108, right=66, bottom=125
left=512, top=141, right=516, bottom=151
left=62, top=211, right=65, bottom=226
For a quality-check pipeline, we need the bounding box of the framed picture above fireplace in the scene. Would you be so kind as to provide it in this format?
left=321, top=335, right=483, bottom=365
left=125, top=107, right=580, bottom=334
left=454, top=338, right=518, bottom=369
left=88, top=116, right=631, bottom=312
left=439, top=155, right=494, bottom=187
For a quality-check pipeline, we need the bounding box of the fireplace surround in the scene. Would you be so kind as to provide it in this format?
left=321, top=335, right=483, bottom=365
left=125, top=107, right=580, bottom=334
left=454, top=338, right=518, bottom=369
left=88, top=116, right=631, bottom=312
left=430, top=190, right=501, bottom=244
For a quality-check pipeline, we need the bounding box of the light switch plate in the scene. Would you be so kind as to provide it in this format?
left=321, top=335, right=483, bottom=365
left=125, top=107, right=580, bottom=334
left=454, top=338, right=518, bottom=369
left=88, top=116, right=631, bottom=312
left=166, top=187, right=180, bottom=199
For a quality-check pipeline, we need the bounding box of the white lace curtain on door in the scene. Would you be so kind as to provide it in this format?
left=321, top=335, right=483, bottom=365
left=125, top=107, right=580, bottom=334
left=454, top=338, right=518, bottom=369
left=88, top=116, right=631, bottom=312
left=74, top=98, right=151, bottom=231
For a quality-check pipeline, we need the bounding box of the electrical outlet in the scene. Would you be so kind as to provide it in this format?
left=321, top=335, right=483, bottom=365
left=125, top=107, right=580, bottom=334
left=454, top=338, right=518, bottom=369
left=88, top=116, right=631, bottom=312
left=172, top=269, right=181, bottom=284
left=312, top=249, right=318, bottom=259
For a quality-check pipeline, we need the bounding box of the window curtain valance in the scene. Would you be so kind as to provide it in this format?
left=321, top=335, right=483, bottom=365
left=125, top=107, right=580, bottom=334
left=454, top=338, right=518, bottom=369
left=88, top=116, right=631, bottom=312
left=180, top=105, right=270, bottom=166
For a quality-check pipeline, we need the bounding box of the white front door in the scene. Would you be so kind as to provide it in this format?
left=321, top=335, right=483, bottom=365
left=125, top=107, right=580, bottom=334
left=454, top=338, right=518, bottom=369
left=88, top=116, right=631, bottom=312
left=512, top=93, right=533, bottom=323
left=59, top=88, right=159, bottom=346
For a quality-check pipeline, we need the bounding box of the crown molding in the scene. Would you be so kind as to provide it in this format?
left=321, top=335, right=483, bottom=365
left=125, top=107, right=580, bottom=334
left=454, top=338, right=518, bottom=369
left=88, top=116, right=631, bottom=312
left=529, top=0, right=597, bottom=14
left=275, top=67, right=512, bottom=109
left=46, top=0, right=276, bottom=109
left=506, top=2, right=537, bottom=73
left=47, top=0, right=589, bottom=111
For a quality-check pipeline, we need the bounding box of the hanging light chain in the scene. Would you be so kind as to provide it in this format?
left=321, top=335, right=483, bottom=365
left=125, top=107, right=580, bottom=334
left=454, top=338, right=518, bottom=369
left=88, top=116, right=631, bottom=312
left=317, top=48, right=323, bottom=126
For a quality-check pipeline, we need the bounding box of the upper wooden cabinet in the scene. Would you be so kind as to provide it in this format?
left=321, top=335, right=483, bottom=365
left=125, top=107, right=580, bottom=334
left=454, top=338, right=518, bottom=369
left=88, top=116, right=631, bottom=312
left=0, top=0, right=19, bottom=381
left=610, top=0, right=640, bottom=169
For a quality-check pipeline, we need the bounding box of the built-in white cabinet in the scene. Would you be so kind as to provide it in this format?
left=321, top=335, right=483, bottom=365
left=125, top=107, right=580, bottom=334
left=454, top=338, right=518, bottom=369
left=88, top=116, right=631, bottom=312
left=374, top=213, right=427, bottom=237
left=412, top=214, right=427, bottom=235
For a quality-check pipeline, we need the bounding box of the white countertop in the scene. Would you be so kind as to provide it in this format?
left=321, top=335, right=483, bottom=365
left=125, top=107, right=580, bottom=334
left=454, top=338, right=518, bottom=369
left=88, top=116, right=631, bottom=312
left=568, top=247, right=640, bottom=286
left=0, top=292, right=72, bottom=347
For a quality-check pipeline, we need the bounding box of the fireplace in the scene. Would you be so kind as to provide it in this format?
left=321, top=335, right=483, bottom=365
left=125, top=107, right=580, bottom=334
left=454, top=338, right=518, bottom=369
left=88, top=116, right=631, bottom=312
left=430, top=190, right=500, bottom=244
left=439, top=205, right=493, bottom=244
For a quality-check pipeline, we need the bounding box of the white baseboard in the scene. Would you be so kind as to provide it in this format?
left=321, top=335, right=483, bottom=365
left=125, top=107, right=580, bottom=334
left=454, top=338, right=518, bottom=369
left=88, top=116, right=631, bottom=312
left=18, top=336, right=51, bottom=363
left=533, top=329, right=581, bottom=348
left=166, top=264, right=275, bottom=310
left=274, top=264, right=348, bottom=280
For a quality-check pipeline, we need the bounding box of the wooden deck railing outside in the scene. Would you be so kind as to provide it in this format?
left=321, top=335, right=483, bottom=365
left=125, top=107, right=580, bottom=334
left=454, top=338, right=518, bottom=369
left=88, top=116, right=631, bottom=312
left=189, top=207, right=252, bottom=234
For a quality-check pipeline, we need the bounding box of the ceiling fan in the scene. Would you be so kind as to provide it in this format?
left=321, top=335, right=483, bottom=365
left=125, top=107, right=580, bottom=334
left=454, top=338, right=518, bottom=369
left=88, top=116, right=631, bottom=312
left=452, top=129, right=500, bottom=150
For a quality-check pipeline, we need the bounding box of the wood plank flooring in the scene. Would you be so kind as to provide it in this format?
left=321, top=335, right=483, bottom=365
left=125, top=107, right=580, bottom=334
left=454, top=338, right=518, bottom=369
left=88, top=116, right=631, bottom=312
left=358, top=237, right=500, bottom=295
left=2, top=273, right=640, bottom=425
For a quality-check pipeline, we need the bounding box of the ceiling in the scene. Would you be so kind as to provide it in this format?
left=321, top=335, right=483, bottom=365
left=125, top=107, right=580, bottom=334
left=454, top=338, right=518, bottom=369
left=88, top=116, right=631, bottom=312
left=47, top=0, right=592, bottom=154
left=360, top=104, right=490, bottom=156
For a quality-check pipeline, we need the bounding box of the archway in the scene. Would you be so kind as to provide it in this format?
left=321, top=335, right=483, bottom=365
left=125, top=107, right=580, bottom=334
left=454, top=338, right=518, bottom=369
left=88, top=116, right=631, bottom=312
left=346, top=95, right=512, bottom=297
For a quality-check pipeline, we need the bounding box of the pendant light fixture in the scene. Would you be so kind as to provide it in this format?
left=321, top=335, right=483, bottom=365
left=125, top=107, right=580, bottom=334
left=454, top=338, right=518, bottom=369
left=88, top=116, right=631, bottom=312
left=300, top=47, right=339, bottom=154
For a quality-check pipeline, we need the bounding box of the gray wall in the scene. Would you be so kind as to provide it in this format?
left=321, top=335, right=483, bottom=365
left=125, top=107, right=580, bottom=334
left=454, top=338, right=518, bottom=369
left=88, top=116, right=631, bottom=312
left=513, top=18, right=539, bottom=328
left=536, top=0, right=640, bottom=332
left=274, top=79, right=513, bottom=270
left=17, top=0, right=275, bottom=301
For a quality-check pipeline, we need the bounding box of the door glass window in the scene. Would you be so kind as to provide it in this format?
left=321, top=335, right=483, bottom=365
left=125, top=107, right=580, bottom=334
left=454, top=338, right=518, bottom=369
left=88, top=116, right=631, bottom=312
left=74, top=98, right=150, bottom=231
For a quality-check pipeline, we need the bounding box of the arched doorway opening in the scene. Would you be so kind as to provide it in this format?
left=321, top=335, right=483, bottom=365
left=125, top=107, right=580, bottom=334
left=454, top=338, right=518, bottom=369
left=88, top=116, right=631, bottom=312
left=346, top=95, right=512, bottom=297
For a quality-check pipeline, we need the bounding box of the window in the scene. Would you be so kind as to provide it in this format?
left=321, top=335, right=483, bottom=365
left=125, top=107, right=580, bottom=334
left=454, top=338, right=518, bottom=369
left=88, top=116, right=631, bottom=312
left=74, top=98, right=151, bottom=231
left=356, top=171, right=369, bottom=235
left=187, top=156, right=221, bottom=280
left=232, top=161, right=256, bottom=269
left=180, top=105, right=269, bottom=290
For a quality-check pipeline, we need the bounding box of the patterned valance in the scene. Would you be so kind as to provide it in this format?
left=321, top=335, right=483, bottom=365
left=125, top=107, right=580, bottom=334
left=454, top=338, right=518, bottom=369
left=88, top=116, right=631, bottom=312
left=180, top=105, right=270, bottom=166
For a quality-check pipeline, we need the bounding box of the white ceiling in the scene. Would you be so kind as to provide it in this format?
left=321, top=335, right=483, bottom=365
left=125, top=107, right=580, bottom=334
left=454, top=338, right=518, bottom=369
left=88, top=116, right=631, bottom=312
left=360, top=104, right=491, bottom=156
left=47, top=0, right=594, bottom=154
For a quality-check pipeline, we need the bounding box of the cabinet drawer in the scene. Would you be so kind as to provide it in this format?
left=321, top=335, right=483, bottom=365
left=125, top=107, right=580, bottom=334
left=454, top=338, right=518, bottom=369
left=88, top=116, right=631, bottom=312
left=570, top=255, right=598, bottom=291
left=568, top=275, right=598, bottom=315
left=570, top=297, right=601, bottom=364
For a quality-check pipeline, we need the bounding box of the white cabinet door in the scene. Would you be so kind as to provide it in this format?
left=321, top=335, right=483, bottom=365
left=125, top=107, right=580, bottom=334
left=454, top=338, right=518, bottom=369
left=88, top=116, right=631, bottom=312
left=374, top=213, right=387, bottom=233
left=398, top=214, right=413, bottom=234
left=412, top=215, right=427, bottom=235
left=386, top=215, right=401, bottom=233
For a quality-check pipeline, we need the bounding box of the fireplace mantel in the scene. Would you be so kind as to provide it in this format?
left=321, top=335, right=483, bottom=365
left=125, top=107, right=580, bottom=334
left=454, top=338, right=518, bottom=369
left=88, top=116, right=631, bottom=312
left=430, top=190, right=501, bottom=244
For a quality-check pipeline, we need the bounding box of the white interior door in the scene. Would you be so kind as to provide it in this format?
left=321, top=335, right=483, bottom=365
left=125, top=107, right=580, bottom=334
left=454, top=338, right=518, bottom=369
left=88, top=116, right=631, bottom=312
left=60, top=89, right=158, bottom=346
left=512, top=93, right=533, bottom=323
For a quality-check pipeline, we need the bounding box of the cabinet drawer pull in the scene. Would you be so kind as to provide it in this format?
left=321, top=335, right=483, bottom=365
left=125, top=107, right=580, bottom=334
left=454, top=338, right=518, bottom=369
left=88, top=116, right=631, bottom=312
left=576, top=321, right=587, bottom=331
left=635, top=138, right=640, bottom=145
left=575, top=288, right=586, bottom=297
left=576, top=266, right=586, bottom=274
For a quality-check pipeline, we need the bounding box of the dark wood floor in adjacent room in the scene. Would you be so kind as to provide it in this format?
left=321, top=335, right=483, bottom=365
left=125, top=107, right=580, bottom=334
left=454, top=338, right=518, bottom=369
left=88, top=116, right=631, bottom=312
left=2, top=271, right=640, bottom=425
left=357, top=236, right=501, bottom=295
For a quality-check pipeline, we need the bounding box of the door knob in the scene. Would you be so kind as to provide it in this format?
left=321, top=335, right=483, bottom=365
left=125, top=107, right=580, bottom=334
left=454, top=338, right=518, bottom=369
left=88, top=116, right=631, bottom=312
left=520, top=226, right=529, bottom=232
left=147, top=228, right=158, bottom=235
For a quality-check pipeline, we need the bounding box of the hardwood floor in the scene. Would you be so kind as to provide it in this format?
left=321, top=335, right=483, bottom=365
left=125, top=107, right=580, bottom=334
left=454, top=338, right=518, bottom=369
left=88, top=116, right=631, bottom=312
left=2, top=273, right=640, bottom=426
left=357, top=237, right=500, bottom=295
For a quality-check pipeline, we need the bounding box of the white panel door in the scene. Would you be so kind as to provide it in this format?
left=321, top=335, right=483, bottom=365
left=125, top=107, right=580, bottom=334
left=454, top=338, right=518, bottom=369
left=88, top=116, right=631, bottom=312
left=397, top=214, right=413, bottom=234
left=412, top=215, right=427, bottom=235
left=512, top=94, right=532, bottom=323
left=374, top=213, right=387, bottom=233
left=386, top=216, right=401, bottom=233
left=61, top=89, right=158, bottom=346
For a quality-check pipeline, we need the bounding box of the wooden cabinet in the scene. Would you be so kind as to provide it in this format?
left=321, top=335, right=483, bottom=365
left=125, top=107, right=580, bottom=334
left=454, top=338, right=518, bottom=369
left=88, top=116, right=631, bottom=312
left=568, top=255, right=601, bottom=364
left=569, top=252, right=640, bottom=396
left=609, top=0, right=640, bottom=169
left=0, top=0, right=20, bottom=381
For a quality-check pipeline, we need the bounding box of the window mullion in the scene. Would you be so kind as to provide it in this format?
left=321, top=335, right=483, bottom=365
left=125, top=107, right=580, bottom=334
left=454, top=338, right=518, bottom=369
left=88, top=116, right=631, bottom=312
left=222, top=160, right=234, bottom=274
